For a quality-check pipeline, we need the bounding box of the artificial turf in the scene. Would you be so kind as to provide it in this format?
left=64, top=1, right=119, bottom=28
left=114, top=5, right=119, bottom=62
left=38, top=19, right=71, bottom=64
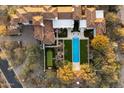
left=46, top=49, right=53, bottom=67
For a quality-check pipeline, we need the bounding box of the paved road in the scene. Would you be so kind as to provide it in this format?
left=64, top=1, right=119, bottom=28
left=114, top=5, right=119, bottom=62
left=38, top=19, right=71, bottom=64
left=0, top=59, right=23, bottom=88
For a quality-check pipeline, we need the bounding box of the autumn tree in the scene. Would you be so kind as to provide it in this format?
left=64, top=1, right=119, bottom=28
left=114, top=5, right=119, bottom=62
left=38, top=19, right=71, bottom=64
left=57, top=62, right=98, bottom=87
left=0, top=25, right=7, bottom=36
left=92, top=44, right=120, bottom=87
left=100, top=47, right=120, bottom=87
left=114, top=27, right=124, bottom=40
left=57, top=62, right=74, bottom=84
left=91, top=35, right=110, bottom=51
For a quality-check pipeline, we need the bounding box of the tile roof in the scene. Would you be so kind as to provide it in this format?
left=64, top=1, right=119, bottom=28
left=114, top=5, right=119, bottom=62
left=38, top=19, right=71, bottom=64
left=23, top=7, right=44, bottom=13
left=57, top=7, right=73, bottom=12
left=10, top=14, right=19, bottom=19
left=32, top=16, right=43, bottom=21
left=87, top=7, right=96, bottom=12
left=94, top=18, right=105, bottom=23
left=33, top=25, right=44, bottom=41
left=16, top=9, right=26, bottom=14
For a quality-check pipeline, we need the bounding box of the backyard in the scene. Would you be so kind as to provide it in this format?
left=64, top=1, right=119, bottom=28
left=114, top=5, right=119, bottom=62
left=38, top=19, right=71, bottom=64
left=64, top=39, right=88, bottom=64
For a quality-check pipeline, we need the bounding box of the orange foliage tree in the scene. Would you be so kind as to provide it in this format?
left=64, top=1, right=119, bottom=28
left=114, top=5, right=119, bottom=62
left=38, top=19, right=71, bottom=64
left=0, top=25, right=7, bottom=36
left=91, top=35, right=109, bottom=51
left=57, top=63, right=98, bottom=86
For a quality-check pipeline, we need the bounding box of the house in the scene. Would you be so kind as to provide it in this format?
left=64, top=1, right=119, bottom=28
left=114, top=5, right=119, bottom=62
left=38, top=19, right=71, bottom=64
left=9, top=5, right=106, bottom=71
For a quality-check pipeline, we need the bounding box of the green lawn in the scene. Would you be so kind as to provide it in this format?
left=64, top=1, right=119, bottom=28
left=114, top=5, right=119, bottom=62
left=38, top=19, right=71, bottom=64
left=46, top=49, right=53, bottom=67
left=64, top=40, right=72, bottom=62
left=64, top=39, right=88, bottom=64
left=80, top=40, right=88, bottom=64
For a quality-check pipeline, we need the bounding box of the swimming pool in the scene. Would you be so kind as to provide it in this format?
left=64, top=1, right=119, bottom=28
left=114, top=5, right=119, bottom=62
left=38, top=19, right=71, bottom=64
left=72, top=35, right=80, bottom=63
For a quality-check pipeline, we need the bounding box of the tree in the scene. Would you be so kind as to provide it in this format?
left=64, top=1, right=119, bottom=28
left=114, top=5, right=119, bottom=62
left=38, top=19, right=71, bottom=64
left=57, top=62, right=74, bottom=84
left=105, top=12, right=121, bottom=40
left=91, top=35, right=110, bottom=51
left=57, top=62, right=98, bottom=87
left=13, top=47, right=26, bottom=66
left=92, top=46, right=120, bottom=87
left=4, top=40, right=18, bottom=50
left=76, top=64, right=98, bottom=87
left=105, top=12, right=120, bottom=28
left=114, top=27, right=124, bottom=40
left=108, top=6, right=121, bottom=13
left=0, top=25, right=7, bottom=36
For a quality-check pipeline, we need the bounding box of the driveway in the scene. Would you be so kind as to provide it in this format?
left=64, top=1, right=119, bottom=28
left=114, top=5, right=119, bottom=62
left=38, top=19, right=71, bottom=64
left=0, top=25, right=38, bottom=46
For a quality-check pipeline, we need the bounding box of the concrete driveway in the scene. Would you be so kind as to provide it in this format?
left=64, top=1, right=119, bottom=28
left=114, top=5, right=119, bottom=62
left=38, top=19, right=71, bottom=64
left=0, top=25, right=38, bottom=46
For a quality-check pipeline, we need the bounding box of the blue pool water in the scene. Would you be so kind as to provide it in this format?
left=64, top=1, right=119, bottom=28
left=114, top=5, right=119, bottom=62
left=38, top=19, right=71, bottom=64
left=72, top=35, right=80, bottom=63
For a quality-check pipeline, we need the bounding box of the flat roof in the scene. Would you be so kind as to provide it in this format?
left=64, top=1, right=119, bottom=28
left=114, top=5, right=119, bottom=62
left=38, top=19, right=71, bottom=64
left=79, top=20, right=87, bottom=28
left=53, top=19, right=74, bottom=28
left=96, top=10, right=104, bottom=18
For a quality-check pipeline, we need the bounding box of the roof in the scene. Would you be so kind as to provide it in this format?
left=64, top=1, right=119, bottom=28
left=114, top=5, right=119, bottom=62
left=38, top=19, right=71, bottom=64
left=94, top=18, right=105, bottom=23
left=79, top=20, right=87, bottom=28
left=43, top=5, right=52, bottom=10
left=53, top=20, right=74, bottom=28
left=73, top=5, right=82, bottom=19
left=57, top=7, right=73, bottom=12
left=96, top=10, right=104, bottom=18
left=16, top=9, right=26, bottom=14
left=10, top=14, right=19, bottom=19
left=33, top=16, right=43, bottom=21
left=23, top=7, right=44, bottom=13
left=87, top=7, right=96, bottom=12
